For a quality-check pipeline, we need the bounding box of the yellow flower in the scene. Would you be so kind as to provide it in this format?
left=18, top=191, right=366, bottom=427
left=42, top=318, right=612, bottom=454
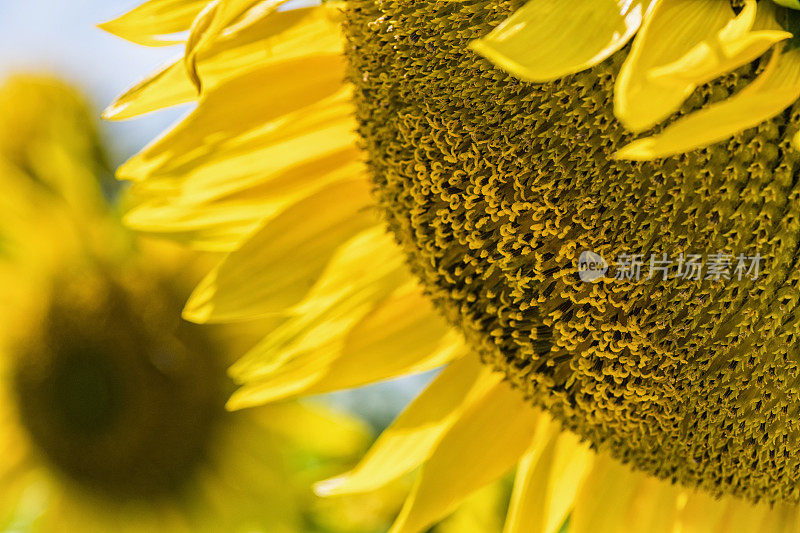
left=104, top=1, right=800, bottom=531
left=0, top=75, right=390, bottom=533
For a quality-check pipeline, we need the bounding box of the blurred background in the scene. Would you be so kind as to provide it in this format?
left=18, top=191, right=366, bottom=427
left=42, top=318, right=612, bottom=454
left=0, top=2, right=456, bottom=532
left=0, top=0, right=185, bottom=164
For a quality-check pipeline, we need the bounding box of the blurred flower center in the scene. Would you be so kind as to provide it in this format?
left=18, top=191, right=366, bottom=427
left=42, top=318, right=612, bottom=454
left=12, top=275, right=226, bottom=500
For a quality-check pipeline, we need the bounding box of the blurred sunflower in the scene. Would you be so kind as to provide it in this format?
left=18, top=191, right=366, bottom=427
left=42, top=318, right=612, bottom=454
left=0, top=75, right=399, bottom=533
left=103, top=0, right=800, bottom=531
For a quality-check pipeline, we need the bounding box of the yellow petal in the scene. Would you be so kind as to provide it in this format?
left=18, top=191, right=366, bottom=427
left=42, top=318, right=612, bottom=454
left=184, top=0, right=287, bottom=90
left=105, top=6, right=340, bottom=120
left=225, top=227, right=412, bottom=388
left=751, top=503, right=800, bottom=533
left=436, top=481, right=508, bottom=533
left=125, top=144, right=364, bottom=252
left=315, top=354, right=498, bottom=496
left=470, top=0, right=651, bottom=82
left=112, top=5, right=357, bottom=252
left=616, top=46, right=800, bottom=160
left=224, top=285, right=465, bottom=404
left=622, top=479, right=684, bottom=533
left=504, top=425, right=594, bottom=533
left=123, top=195, right=266, bottom=252
left=126, top=89, right=356, bottom=206
left=99, top=0, right=208, bottom=46
left=673, top=490, right=730, bottom=533
left=504, top=426, right=558, bottom=533
left=389, top=380, right=540, bottom=533
left=710, top=500, right=769, bottom=533
left=647, top=0, right=788, bottom=84
left=182, top=179, right=376, bottom=323
left=332, top=289, right=463, bottom=384
left=570, top=455, right=712, bottom=533
left=117, top=51, right=347, bottom=185
left=227, top=334, right=463, bottom=408
left=616, top=0, right=789, bottom=132
left=678, top=493, right=775, bottom=533
left=568, top=456, right=645, bottom=533
left=103, top=58, right=194, bottom=120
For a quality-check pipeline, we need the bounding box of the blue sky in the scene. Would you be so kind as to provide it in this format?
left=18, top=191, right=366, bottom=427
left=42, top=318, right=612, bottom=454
left=0, top=0, right=186, bottom=163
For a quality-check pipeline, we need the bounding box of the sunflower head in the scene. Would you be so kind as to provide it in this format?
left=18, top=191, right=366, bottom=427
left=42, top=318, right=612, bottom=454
left=343, top=0, right=800, bottom=504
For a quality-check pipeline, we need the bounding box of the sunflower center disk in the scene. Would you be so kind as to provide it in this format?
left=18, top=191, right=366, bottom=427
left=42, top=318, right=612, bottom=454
left=13, top=275, right=225, bottom=500
left=345, top=0, right=800, bottom=503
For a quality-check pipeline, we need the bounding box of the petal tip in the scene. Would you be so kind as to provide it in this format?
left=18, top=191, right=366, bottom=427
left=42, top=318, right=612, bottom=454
left=614, top=139, right=656, bottom=161
left=101, top=103, right=126, bottom=121
left=181, top=301, right=211, bottom=324
left=225, top=390, right=252, bottom=412
left=314, top=476, right=348, bottom=497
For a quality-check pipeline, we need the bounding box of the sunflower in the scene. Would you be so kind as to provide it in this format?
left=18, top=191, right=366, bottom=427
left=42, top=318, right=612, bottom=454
left=0, top=75, right=398, bottom=533
left=103, top=0, right=800, bottom=531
